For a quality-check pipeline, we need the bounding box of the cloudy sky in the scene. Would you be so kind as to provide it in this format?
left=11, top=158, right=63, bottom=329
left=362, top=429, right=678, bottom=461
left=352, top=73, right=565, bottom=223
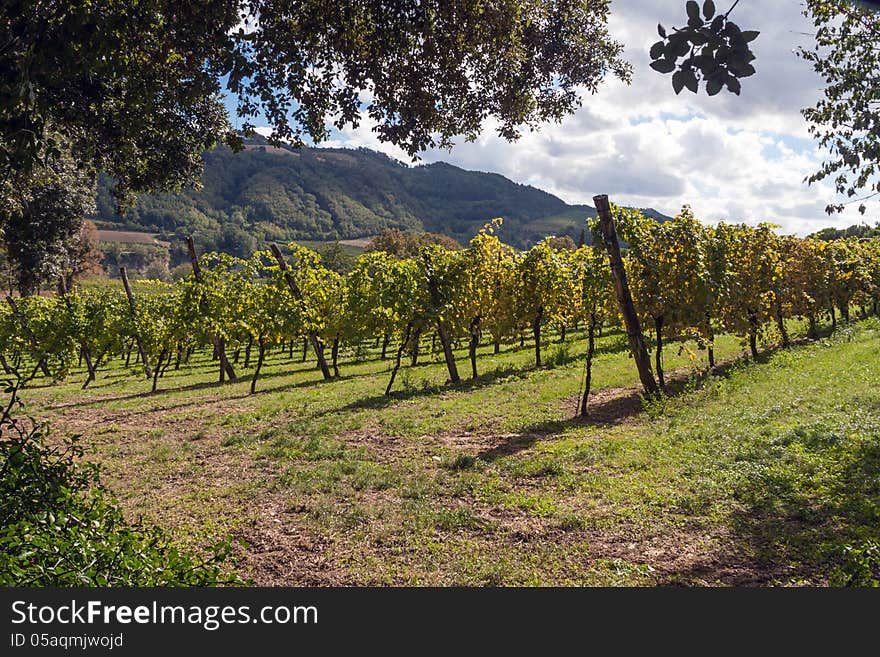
left=247, top=1, right=868, bottom=236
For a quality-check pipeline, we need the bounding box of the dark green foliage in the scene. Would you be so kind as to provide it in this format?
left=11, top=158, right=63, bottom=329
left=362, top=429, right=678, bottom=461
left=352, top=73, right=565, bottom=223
left=833, top=541, right=880, bottom=587
left=2, top=153, right=96, bottom=295
left=0, top=0, right=239, bottom=203
left=231, top=0, right=630, bottom=156
left=650, top=1, right=758, bottom=96
left=0, top=373, right=238, bottom=586
left=799, top=0, right=880, bottom=214
left=809, top=222, right=880, bottom=241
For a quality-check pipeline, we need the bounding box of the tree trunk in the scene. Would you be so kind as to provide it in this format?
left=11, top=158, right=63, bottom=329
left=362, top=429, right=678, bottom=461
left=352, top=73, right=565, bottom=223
left=748, top=309, right=759, bottom=361
left=469, top=315, right=481, bottom=380
left=706, top=314, right=715, bottom=369
left=774, top=301, right=789, bottom=348
left=175, top=343, right=182, bottom=370
left=386, top=323, right=413, bottom=395
left=580, top=313, right=597, bottom=417
left=654, top=315, right=665, bottom=388
left=559, top=325, right=566, bottom=343
left=160, top=347, right=174, bottom=377
left=410, top=326, right=421, bottom=366
left=436, top=320, right=461, bottom=384
left=250, top=338, right=266, bottom=394
left=808, top=313, right=818, bottom=340
left=152, top=347, right=168, bottom=392
left=381, top=333, right=390, bottom=360
left=244, top=335, right=253, bottom=368
left=233, top=348, right=241, bottom=364
left=533, top=306, right=543, bottom=367
left=494, top=337, right=500, bottom=354
left=80, top=346, right=96, bottom=389
left=218, top=337, right=228, bottom=384
left=594, top=195, right=658, bottom=397
left=301, top=337, right=308, bottom=362
left=331, top=336, right=340, bottom=378
left=830, top=304, right=837, bottom=331
left=839, top=301, right=850, bottom=323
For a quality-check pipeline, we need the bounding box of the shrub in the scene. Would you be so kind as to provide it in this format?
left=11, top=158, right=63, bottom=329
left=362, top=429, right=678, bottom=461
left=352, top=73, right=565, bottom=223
left=0, top=372, right=239, bottom=586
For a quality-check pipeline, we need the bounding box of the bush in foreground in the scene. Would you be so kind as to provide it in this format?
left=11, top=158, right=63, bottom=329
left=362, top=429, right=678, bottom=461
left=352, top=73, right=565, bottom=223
left=0, top=372, right=238, bottom=586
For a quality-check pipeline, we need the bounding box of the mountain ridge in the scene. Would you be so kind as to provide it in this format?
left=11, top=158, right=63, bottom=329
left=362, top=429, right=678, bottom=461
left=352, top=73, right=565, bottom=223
left=93, top=139, right=672, bottom=255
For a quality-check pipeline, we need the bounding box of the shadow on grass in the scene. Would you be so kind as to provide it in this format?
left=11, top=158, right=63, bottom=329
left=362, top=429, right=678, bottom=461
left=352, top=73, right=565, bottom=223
left=724, top=435, right=880, bottom=584
left=320, top=364, right=534, bottom=416
left=472, top=338, right=808, bottom=463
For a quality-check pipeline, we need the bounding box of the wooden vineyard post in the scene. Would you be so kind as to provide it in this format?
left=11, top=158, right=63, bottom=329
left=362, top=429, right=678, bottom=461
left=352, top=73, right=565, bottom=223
left=186, top=237, right=236, bottom=382
left=268, top=243, right=333, bottom=381
left=119, top=267, right=153, bottom=379
left=593, top=194, right=659, bottom=396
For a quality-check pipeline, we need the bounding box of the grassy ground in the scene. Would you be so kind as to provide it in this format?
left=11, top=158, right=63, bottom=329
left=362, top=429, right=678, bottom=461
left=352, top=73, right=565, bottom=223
left=20, top=317, right=880, bottom=586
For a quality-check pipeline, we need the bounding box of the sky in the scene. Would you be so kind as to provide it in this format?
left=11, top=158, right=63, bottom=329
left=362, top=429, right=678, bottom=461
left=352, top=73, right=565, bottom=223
left=243, top=0, right=872, bottom=236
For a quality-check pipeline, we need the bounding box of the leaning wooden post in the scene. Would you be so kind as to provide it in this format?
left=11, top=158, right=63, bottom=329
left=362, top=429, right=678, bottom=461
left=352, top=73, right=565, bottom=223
left=186, top=236, right=236, bottom=382
left=119, top=267, right=152, bottom=379
left=268, top=243, right=333, bottom=381
left=593, top=194, right=659, bottom=396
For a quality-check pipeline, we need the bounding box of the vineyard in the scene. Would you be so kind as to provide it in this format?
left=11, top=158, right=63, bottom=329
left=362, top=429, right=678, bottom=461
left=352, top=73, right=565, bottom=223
left=7, top=205, right=880, bottom=586
left=4, top=207, right=879, bottom=407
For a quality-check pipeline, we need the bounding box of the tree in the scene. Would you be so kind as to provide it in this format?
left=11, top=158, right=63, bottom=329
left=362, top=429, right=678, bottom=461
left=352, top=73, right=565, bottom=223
left=456, top=220, right=516, bottom=378
left=714, top=223, right=780, bottom=360
left=514, top=240, right=571, bottom=367
left=366, top=229, right=462, bottom=259
left=233, top=0, right=630, bottom=155
left=1, top=154, right=95, bottom=295
left=618, top=207, right=711, bottom=387
left=0, top=2, right=238, bottom=203
left=577, top=245, right=614, bottom=416
left=799, top=0, right=880, bottom=214
left=57, top=220, right=104, bottom=293
left=3, top=1, right=629, bottom=190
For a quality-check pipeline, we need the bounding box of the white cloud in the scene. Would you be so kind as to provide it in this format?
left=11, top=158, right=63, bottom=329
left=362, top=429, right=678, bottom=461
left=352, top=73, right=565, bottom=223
left=272, top=0, right=873, bottom=235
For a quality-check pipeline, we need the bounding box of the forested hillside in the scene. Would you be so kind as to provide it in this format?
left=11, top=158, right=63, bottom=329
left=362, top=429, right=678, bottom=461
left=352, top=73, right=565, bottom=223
left=93, top=139, right=669, bottom=252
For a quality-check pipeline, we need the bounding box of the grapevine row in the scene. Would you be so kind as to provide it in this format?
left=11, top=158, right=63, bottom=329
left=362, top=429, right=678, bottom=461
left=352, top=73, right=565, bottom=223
left=2, top=209, right=878, bottom=409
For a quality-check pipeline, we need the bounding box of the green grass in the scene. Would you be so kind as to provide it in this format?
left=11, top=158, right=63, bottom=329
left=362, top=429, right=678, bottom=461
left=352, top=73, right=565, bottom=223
left=19, top=316, right=880, bottom=586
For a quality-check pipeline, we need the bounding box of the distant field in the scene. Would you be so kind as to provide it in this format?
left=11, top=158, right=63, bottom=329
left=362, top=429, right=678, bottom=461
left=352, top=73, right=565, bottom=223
left=22, top=315, right=880, bottom=586
left=298, top=238, right=370, bottom=256
left=338, top=237, right=374, bottom=249
left=96, top=229, right=170, bottom=247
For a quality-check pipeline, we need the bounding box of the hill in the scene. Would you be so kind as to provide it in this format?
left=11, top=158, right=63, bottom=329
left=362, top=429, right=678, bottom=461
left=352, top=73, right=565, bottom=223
left=93, top=139, right=670, bottom=258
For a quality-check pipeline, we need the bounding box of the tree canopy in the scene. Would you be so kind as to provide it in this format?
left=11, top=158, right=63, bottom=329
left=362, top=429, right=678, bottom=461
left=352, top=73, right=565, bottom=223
left=799, top=0, right=880, bottom=214
left=2, top=0, right=629, bottom=199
